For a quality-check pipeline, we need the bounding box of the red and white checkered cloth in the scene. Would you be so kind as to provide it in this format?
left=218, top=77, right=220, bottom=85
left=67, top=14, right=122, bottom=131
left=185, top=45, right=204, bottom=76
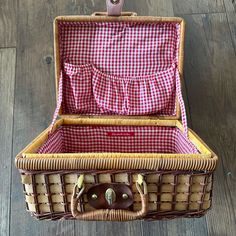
left=39, top=126, right=198, bottom=154
left=50, top=20, right=188, bottom=136
left=61, top=62, right=177, bottom=116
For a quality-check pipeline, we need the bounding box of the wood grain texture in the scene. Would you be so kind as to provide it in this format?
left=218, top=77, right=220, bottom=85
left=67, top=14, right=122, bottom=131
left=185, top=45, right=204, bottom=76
left=0, top=48, right=16, bottom=236
left=224, top=0, right=236, bottom=52
left=10, top=1, right=75, bottom=236
left=124, top=0, right=174, bottom=16
left=172, top=0, right=225, bottom=15
left=181, top=13, right=236, bottom=236
left=0, top=0, right=17, bottom=47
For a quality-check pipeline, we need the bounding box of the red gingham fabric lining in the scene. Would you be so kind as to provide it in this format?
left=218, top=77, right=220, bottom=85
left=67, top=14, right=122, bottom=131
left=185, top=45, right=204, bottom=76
left=59, top=21, right=179, bottom=77
left=50, top=20, right=188, bottom=136
left=57, top=21, right=180, bottom=115
left=63, top=63, right=100, bottom=114
left=38, top=129, right=64, bottom=153
left=92, top=64, right=176, bottom=115
left=62, top=62, right=176, bottom=115
left=39, top=126, right=198, bottom=154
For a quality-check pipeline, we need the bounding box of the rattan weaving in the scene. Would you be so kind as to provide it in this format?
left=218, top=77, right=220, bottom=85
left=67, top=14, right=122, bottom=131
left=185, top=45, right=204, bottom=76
left=15, top=14, right=217, bottom=221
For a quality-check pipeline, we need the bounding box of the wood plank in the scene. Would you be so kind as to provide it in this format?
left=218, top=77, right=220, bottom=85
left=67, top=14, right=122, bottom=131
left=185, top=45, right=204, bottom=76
left=172, top=0, right=225, bottom=15
left=0, top=0, right=16, bottom=47
left=142, top=218, right=209, bottom=236
left=74, top=222, right=143, bottom=236
left=10, top=1, right=76, bottom=236
left=124, top=0, right=174, bottom=16
left=0, top=48, right=16, bottom=236
left=224, top=0, right=236, bottom=52
left=141, top=218, right=208, bottom=236
left=181, top=13, right=236, bottom=235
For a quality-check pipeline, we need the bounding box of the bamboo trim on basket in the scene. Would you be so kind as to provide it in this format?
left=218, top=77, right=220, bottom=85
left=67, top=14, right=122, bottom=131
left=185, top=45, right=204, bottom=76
left=23, top=153, right=211, bottom=159
left=54, top=17, right=63, bottom=116
left=54, top=17, right=60, bottom=106
left=54, top=15, right=185, bottom=120
left=60, top=114, right=179, bottom=120
left=54, top=15, right=184, bottom=23
left=62, top=117, right=177, bottom=126
left=16, top=156, right=217, bottom=171
left=176, top=19, right=186, bottom=119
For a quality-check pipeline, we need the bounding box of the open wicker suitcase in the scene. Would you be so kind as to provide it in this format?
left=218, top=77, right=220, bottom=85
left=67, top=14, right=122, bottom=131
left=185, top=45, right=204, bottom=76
left=15, top=2, right=218, bottom=221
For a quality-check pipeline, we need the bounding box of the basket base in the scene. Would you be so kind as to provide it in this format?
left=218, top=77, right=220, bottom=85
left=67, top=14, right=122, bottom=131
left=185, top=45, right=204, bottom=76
left=29, top=209, right=209, bottom=221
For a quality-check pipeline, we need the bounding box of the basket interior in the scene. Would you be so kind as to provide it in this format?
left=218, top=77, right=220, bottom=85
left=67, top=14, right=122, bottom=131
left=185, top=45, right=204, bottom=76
left=57, top=20, right=181, bottom=116
left=38, top=125, right=198, bottom=154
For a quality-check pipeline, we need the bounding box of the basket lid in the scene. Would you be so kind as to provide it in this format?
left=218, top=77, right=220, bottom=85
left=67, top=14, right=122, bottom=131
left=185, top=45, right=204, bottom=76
left=53, top=15, right=185, bottom=121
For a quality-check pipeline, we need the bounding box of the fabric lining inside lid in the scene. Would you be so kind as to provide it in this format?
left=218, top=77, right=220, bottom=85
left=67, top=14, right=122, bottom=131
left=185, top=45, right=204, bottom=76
left=57, top=21, right=180, bottom=116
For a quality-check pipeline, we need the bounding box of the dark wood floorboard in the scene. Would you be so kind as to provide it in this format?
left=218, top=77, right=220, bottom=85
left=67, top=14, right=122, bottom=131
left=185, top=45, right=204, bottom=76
left=10, top=1, right=76, bottom=236
left=0, top=0, right=233, bottom=235
left=0, top=48, right=16, bottom=236
left=124, top=0, right=174, bottom=16
left=224, top=0, right=236, bottom=52
left=180, top=13, right=236, bottom=236
left=172, top=0, right=225, bottom=14
left=0, top=0, right=17, bottom=47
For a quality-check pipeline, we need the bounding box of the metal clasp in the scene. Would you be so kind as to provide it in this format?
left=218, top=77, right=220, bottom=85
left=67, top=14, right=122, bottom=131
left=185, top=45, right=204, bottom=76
left=110, top=0, right=120, bottom=4
left=105, top=188, right=116, bottom=205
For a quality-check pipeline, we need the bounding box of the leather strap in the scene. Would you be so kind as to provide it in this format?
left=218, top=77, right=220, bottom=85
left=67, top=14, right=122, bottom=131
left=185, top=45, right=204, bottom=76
left=87, top=183, right=133, bottom=209
left=106, top=0, right=124, bottom=16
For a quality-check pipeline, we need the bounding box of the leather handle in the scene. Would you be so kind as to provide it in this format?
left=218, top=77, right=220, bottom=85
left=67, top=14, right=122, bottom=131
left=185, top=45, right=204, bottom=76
left=71, top=180, right=148, bottom=221
left=106, top=0, right=124, bottom=16
left=91, top=12, right=137, bottom=17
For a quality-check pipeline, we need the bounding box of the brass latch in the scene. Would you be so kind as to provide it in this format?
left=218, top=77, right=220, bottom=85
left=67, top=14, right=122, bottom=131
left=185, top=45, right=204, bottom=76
left=105, top=188, right=116, bottom=205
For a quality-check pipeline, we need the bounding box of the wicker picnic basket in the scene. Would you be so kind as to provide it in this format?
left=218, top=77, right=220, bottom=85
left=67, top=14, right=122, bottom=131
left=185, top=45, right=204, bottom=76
left=15, top=1, right=218, bottom=221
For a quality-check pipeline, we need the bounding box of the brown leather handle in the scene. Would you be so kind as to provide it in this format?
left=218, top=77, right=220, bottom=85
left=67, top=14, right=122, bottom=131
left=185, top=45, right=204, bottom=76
left=106, top=0, right=124, bottom=16
left=91, top=12, right=137, bottom=17
left=71, top=181, right=148, bottom=221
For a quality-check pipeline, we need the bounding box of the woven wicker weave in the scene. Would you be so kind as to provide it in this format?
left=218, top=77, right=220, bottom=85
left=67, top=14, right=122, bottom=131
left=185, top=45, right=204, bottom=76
left=15, top=14, right=218, bottom=221
left=20, top=169, right=213, bottom=220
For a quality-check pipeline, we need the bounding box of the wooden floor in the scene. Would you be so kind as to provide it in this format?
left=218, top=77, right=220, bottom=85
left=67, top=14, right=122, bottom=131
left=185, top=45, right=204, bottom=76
left=0, top=0, right=235, bottom=235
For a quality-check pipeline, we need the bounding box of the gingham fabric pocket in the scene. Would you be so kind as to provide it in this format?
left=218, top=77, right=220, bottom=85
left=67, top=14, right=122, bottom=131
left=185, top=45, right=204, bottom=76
left=92, top=65, right=176, bottom=115
left=51, top=63, right=187, bottom=136
left=63, top=63, right=100, bottom=114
